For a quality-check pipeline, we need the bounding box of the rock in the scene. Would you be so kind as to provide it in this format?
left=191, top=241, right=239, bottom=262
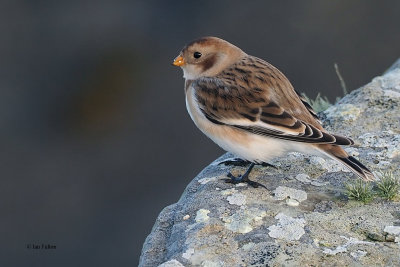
left=139, top=60, right=400, bottom=266
left=273, top=186, right=307, bottom=202
left=350, top=250, right=368, bottom=259
left=195, top=209, right=210, bottom=223
left=286, top=198, right=300, bottom=207
left=223, top=207, right=267, bottom=234
left=226, top=192, right=247, bottom=206
left=267, top=213, right=306, bottom=241
left=295, top=173, right=312, bottom=184
left=384, top=225, right=400, bottom=236
left=384, top=58, right=400, bottom=73
left=384, top=225, right=400, bottom=243
left=322, top=236, right=374, bottom=256
left=158, top=259, right=185, bottom=267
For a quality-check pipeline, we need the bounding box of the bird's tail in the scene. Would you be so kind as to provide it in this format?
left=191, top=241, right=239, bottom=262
left=334, top=155, right=376, bottom=181
left=317, top=145, right=375, bottom=181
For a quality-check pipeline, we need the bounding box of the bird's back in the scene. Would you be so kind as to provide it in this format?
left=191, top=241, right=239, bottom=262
left=217, top=55, right=323, bottom=130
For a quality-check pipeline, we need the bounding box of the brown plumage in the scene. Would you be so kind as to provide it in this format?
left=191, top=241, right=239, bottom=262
left=173, top=36, right=375, bottom=182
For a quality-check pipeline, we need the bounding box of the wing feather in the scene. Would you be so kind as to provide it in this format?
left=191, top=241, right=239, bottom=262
left=294, top=90, right=322, bottom=124
left=191, top=58, right=353, bottom=146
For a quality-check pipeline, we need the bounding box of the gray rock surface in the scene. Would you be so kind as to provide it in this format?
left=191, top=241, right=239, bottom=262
left=140, top=60, right=400, bottom=267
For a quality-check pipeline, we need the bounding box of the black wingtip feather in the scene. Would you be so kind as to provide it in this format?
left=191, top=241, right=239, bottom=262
left=332, top=134, right=354, bottom=145
left=321, top=132, right=337, bottom=143
left=336, top=156, right=375, bottom=181
left=348, top=156, right=371, bottom=173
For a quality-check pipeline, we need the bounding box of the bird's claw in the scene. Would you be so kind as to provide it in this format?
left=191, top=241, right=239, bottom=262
left=224, top=172, right=267, bottom=189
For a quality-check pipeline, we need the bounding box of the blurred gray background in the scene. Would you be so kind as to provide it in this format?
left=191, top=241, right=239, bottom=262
left=1, top=0, right=399, bottom=266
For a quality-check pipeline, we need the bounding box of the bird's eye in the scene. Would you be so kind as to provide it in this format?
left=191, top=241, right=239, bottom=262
left=193, top=52, right=202, bottom=59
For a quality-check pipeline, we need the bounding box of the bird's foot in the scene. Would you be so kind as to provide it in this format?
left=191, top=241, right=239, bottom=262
left=224, top=172, right=267, bottom=189
left=218, top=158, right=250, bottom=167
left=223, top=163, right=267, bottom=189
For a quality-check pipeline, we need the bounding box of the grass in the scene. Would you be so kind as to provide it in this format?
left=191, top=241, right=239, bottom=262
left=301, top=93, right=333, bottom=113
left=334, top=63, right=348, bottom=95
left=375, top=172, right=400, bottom=200
left=344, top=172, right=400, bottom=203
left=345, top=180, right=374, bottom=204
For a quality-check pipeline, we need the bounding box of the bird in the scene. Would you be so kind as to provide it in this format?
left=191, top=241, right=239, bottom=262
left=172, top=36, right=375, bottom=187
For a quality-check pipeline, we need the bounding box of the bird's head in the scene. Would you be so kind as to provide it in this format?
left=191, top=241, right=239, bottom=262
left=173, top=37, right=246, bottom=79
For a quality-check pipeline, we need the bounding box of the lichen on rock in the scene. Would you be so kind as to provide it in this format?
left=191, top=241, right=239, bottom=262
left=267, top=213, right=306, bottom=241
left=273, top=186, right=307, bottom=202
left=140, top=59, right=400, bottom=267
left=223, top=207, right=267, bottom=234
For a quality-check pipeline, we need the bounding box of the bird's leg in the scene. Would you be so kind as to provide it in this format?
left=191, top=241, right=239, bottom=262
left=225, top=163, right=267, bottom=189
left=218, top=158, right=251, bottom=167
left=227, top=162, right=255, bottom=183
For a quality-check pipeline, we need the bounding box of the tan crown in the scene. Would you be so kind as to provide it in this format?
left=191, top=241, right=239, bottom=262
left=174, top=37, right=246, bottom=79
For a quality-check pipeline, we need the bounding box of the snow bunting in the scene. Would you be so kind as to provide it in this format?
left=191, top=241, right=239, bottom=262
left=173, top=36, right=375, bottom=186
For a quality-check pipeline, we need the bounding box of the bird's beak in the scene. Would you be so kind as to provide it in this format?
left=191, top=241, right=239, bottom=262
left=173, top=55, right=185, bottom=67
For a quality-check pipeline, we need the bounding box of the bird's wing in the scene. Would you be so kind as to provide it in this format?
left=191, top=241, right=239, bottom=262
left=192, top=64, right=353, bottom=145
left=294, top=90, right=322, bottom=125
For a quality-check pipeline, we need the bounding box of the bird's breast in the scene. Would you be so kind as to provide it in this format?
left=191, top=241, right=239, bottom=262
left=185, top=84, right=276, bottom=161
left=185, top=84, right=215, bottom=133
